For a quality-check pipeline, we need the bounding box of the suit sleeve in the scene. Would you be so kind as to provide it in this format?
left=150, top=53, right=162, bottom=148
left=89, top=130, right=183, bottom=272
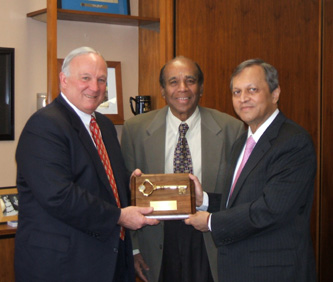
left=120, top=121, right=141, bottom=250
left=211, top=131, right=316, bottom=246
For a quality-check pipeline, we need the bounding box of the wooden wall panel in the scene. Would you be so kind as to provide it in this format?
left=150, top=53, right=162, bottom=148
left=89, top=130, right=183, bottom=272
left=139, top=0, right=160, bottom=110
left=320, top=0, right=333, bottom=280
left=139, top=0, right=174, bottom=110
left=175, top=0, right=320, bottom=135
left=138, top=28, right=161, bottom=109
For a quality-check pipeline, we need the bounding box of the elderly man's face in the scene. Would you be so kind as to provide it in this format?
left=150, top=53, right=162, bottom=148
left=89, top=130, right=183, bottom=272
left=161, top=58, right=203, bottom=121
left=232, top=65, right=280, bottom=133
left=60, top=53, right=107, bottom=115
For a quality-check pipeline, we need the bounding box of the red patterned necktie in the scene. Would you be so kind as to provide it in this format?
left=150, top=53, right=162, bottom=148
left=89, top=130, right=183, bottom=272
left=173, top=123, right=193, bottom=173
left=90, top=116, right=125, bottom=240
left=227, top=135, right=256, bottom=203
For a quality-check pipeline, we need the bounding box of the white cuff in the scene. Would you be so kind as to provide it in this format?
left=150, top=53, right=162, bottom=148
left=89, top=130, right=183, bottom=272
left=208, top=213, right=212, bottom=231
left=196, top=191, right=209, bottom=211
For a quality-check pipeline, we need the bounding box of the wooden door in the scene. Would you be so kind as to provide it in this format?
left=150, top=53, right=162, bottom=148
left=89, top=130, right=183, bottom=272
left=320, top=0, right=333, bottom=280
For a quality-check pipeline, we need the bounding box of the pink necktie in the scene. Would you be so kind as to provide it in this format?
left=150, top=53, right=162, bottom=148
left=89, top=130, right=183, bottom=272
left=90, top=116, right=125, bottom=240
left=229, top=136, right=256, bottom=199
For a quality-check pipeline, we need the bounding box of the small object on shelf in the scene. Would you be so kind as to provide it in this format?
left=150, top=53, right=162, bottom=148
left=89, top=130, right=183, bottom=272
left=0, top=188, right=19, bottom=223
left=60, top=0, right=130, bottom=15
left=130, top=95, right=151, bottom=115
left=7, top=221, right=18, bottom=228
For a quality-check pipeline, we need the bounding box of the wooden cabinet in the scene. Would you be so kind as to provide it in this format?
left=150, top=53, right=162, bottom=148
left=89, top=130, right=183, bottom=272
left=0, top=224, right=16, bottom=282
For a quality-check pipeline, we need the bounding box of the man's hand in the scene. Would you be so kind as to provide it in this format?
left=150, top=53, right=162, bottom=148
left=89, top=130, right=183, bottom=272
left=184, top=211, right=210, bottom=232
left=189, top=173, right=204, bottom=207
left=118, top=206, right=159, bottom=230
left=134, top=253, right=149, bottom=282
left=131, top=168, right=142, bottom=178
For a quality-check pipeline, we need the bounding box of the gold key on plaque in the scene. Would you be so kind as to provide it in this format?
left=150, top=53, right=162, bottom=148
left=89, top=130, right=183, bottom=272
left=138, top=179, right=187, bottom=197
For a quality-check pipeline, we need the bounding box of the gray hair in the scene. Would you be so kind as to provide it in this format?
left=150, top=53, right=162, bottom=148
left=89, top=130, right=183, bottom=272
left=61, top=46, right=106, bottom=77
left=230, top=59, right=279, bottom=93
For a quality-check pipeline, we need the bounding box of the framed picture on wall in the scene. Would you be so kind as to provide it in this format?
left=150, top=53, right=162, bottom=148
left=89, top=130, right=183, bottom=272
left=0, top=47, right=14, bottom=140
left=0, top=187, right=18, bottom=223
left=57, top=59, right=124, bottom=124
left=59, top=0, right=130, bottom=15
left=95, top=61, right=124, bottom=124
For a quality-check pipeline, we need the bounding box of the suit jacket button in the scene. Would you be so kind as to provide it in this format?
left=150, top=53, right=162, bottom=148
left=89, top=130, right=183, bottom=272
left=113, top=248, right=118, bottom=253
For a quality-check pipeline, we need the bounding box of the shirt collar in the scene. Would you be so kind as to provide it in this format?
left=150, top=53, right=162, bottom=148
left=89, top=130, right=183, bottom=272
left=249, top=109, right=279, bottom=142
left=61, top=92, right=92, bottom=125
left=166, top=106, right=200, bottom=134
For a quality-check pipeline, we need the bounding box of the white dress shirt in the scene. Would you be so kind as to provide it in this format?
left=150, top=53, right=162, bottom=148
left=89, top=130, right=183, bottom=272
left=165, top=107, right=202, bottom=182
left=61, top=93, right=95, bottom=144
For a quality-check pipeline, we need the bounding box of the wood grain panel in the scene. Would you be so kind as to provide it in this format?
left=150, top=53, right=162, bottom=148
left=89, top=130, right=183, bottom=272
left=175, top=0, right=320, bottom=133
left=320, top=0, right=333, bottom=280
left=47, top=0, right=58, bottom=103
left=139, top=0, right=174, bottom=110
left=138, top=28, right=161, bottom=110
left=139, top=0, right=160, bottom=17
left=0, top=229, right=15, bottom=282
left=139, top=0, right=161, bottom=110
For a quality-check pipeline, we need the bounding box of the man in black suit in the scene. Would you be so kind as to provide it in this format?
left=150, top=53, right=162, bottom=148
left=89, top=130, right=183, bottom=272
left=15, top=46, right=158, bottom=282
left=185, top=59, right=317, bottom=281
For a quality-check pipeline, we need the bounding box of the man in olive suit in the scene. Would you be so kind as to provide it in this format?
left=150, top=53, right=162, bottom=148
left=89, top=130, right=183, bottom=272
left=121, top=56, right=245, bottom=282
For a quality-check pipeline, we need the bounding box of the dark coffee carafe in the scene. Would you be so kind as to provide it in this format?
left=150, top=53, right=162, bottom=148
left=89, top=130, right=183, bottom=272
left=130, top=96, right=151, bottom=115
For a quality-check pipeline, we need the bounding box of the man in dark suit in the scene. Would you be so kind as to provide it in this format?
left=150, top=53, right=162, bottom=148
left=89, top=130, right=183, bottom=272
left=15, top=46, right=158, bottom=282
left=185, top=59, right=317, bottom=281
left=121, top=56, right=245, bottom=282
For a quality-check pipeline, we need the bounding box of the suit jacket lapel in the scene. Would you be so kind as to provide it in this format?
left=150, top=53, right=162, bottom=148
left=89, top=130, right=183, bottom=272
left=200, top=107, right=224, bottom=193
left=97, top=114, right=129, bottom=206
left=226, top=112, right=286, bottom=208
left=222, top=133, right=247, bottom=208
left=55, top=96, right=116, bottom=202
left=144, top=107, right=168, bottom=173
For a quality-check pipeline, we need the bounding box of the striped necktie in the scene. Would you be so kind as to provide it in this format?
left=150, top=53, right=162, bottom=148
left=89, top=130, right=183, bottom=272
left=90, top=116, right=125, bottom=240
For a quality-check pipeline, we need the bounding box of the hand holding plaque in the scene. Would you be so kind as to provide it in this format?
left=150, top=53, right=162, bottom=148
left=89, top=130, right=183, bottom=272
left=131, top=173, right=196, bottom=220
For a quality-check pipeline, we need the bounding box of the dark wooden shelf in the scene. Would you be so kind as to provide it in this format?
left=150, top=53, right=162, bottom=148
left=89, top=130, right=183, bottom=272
left=27, top=8, right=160, bottom=29
left=0, top=223, right=16, bottom=236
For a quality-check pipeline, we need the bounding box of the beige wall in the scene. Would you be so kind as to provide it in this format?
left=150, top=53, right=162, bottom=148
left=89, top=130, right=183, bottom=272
left=0, top=0, right=139, bottom=186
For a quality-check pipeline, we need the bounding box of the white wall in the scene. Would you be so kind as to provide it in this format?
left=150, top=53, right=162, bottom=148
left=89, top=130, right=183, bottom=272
left=0, top=0, right=138, bottom=186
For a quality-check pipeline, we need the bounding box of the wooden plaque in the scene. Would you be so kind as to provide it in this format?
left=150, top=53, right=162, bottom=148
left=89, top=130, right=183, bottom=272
left=131, top=173, right=196, bottom=220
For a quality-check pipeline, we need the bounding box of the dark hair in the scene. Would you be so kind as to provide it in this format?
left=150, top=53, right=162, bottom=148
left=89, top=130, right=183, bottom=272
left=230, top=59, right=279, bottom=93
left=159, top=56, right=204, bottom=88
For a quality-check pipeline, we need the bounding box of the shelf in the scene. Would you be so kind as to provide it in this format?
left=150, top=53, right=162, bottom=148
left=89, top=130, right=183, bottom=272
left=0, top=223, right=16, bottom=236
left=27, top=8, right=160, bottom=30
